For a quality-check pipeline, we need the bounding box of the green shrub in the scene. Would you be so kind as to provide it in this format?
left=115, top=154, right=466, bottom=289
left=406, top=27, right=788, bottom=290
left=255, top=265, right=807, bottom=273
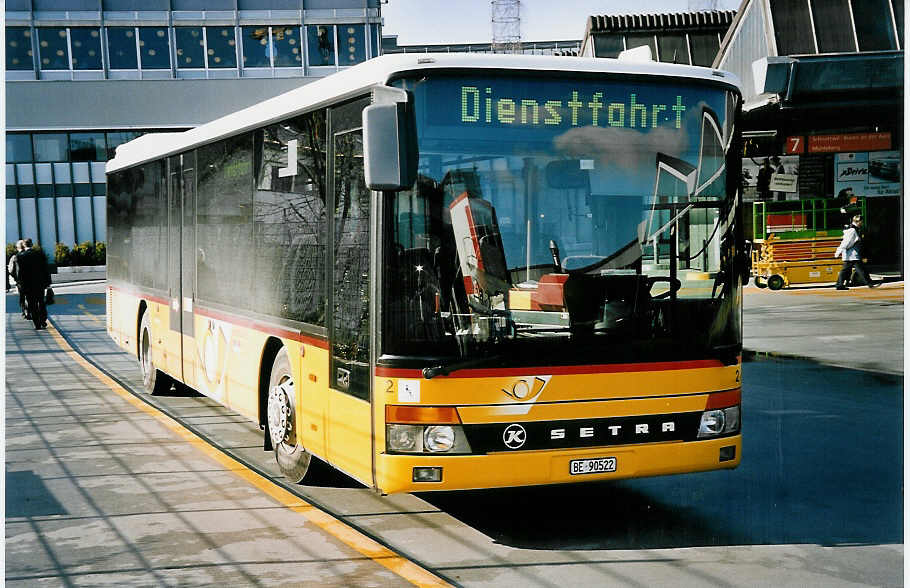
left=55, top=243, right=71, bottom=266
left=6, top=243, right=17, bottom=263
left=71, top=241, right=94, bottom=266
left=93, top=242, right=106, bottom=265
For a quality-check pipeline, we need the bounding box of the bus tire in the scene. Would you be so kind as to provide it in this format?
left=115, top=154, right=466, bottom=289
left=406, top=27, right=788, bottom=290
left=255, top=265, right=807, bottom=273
left=139, top=311, right=172, bottom=395
left=267, top=349, right=312, bottom=483
left=767, top=275, right=785, bottom=290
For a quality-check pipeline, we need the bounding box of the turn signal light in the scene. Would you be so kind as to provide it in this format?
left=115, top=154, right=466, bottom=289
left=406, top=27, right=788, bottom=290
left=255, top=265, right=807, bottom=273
left=386, top=405, right=461, bottom=424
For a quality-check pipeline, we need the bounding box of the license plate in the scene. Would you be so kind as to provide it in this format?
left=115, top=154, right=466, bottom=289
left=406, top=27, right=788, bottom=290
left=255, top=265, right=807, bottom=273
left=569, top=457, right=617, bottom=475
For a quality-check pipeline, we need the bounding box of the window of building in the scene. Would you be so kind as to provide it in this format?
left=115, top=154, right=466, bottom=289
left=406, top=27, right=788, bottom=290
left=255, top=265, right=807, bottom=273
left=770, top=0, right=816, bottom=55
left=338, top=25, right=366, bottom=65
left=593, top=33, right=623, bottom=58
left=273, top=26, right=302, bottom=67
left=7, top=134, right=33, bottom=163
left=242, top=26, right=272, bottom=67
left=106, top=131, right=143, bottom=159
left=689, top=33, right=720, bottom=66
left=108, top=27, right=139, bottom=69
left=205, top=26, right=237, bottom=68
left=70, top=133, right=107, bottom=162
left=624, top=33, right=657, bottom=59
left=853, top=0, right=898, bottom=51
left=33, top=134, right=69, bottom=162
left=307, top=25, right=335, bottom=66
left=139, top=27, right=171, bottom=69
left=658, top=34, right=689, bottom=64
left=38, top=27, right=70, bottom=70
left=70, top=28, right=103, bottom=70
left=7, top=27, right=34, bottom=71
left=176, top=27, right=205, bottom=68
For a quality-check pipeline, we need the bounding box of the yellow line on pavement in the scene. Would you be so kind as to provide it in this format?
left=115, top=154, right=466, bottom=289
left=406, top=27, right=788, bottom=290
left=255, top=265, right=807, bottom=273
left=77, top=304, right=103, bottom=324
left=44, top=320, right=451, bottom=588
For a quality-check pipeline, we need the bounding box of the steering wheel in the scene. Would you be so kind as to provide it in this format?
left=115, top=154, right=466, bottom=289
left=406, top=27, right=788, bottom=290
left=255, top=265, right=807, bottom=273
left=647, top=276, right=682, bottom=299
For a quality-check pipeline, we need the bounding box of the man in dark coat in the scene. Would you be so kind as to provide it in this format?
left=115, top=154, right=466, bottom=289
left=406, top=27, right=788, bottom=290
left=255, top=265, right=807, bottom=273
left=8, top=239, right=28, bottom=319
left=16, top=239, right=51, bottom=329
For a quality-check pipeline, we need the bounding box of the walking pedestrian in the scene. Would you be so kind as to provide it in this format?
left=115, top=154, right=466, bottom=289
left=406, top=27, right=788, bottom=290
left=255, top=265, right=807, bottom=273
left=8, top=239, right=29, bottom=319
left=16, top=239, right=52, bottom=329
left=834, top=214, right=877, bottom=290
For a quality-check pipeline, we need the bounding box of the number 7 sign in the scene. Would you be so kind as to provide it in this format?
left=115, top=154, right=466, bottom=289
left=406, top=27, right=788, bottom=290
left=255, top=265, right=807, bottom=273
left=786, top=135, right=805, bottom=154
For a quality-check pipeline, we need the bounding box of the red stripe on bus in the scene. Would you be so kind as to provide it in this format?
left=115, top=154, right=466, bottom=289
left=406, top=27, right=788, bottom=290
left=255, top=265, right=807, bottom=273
left=375, top=358, right=726, bottom=379
left=194, top=306, right=329, bottom=349
left=108, top=283, right=170, bottom=307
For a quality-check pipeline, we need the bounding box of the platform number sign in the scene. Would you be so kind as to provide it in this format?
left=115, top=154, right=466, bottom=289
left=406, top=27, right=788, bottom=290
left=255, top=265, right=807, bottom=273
left=786, top=136, right=805, bottom=154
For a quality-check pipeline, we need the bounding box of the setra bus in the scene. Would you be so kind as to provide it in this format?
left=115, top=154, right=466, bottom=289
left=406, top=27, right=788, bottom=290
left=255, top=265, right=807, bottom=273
left=106, top=53, right=747, bottom=493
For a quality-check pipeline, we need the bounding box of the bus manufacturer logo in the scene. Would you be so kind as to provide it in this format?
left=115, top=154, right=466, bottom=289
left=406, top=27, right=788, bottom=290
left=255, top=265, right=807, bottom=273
left=502, top=424, right=527, bottom=449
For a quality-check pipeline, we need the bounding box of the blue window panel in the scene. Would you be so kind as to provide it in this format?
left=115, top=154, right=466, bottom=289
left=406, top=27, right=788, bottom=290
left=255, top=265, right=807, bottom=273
left=206, top=26, right=237, bottom=68
left=70, top=132, right=107, bottom=162
left=18, top=198, right=39, bottom=246
left=274, top=25, right=302, bottom=67
left=75, top=197, right=94, bottom=243
left=7, top=165, right=17, bottom=199
left=33, top=134, right=68, bottom=162
left=7, top=27, right=34, bottom=71
left=108, top=27, right=138, bottom=69
left=242, top=26, right=272, bottom=67
left=35, top=163, right=54, bottom=197
left=16, top=164, right=36, bottom=197
left=7, top=201, right=21, bottom=241
left=38, top=198, right=57, bottom=253
left=338, top=24, right=366, bottom=65
left=38, top=27, right=69, bottom=70
left=7, top=134, right=33, bottom=163
left=307, top=25, right=335, bottom=66
left=56, top=197, right=76, bottom=247
left=70, top=27, right=103, bottom=70
left=53, top=163, right=73, bottom=197
left=93, top=196, right=106, bottom=243
left=139, top=27, right=171, bottom=69
left=176, top=27, right=205, bottom=68
left=371, top=24, right=380, bottom=58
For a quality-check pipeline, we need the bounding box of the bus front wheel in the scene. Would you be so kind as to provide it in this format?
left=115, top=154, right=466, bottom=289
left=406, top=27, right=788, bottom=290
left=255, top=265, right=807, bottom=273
left=267, top=350, right=312, bottom=483
left=139, top=311, right=172, bottom=395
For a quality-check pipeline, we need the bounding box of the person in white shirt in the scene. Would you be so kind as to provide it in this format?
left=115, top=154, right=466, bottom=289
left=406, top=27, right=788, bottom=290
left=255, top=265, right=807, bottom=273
left=834, top=214, right=875, bottom=289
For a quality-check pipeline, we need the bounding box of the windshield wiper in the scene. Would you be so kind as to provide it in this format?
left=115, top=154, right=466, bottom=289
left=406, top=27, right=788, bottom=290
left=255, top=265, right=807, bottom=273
left=422, top=354, right=505, bottom=379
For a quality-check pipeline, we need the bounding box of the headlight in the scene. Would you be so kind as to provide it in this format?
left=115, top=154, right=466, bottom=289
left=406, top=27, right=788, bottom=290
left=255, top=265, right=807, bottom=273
left=387, top=424, right=421, bottom=452
left=698, top=406, right=741, bottom=438
left=424, top=426, right=455, bottom=452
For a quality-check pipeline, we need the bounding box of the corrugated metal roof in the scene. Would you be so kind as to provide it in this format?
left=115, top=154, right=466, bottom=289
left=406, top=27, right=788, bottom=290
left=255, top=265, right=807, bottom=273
left=588, top=10, right=736, bottom=33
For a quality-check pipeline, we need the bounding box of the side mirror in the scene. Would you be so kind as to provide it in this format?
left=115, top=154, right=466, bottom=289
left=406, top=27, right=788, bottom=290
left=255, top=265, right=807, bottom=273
left=363, top=89, right=417, bottom=191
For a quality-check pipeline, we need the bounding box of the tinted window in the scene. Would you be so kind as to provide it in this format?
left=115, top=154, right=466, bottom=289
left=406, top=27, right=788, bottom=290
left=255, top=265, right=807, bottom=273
left=33, top=134, right=68, bottom=162
left=810, top=0, right=856, bottom=52
left=196, top=134, right=254, bottom=308
left=770, top=0, right=816, bottom=55
left=7, top=27, right=34, bottom=70
left=70, top=28, right=102, bottom=70
left=273, top=25, right=302, bottom=67
left=70, top=133, right=107, bottom=162
left=853, top=0, right=898, bottom=50
left=242, top=26, right=271, bottom=67
left=893, top=0, right=904, bottom=48
left=176, top=27, right=205, bottom=68
left=307, top=25, right=335, bottom=66
left=625, top=34, right=657, bottom=59
left=38, top=27, right=69, bottom=70
left=689, top=33, right=720, bottom=66
left=108, top=27, right=138, bottom=69
left=658, top=34, right=690, bottom=64
left=139, top=27, right=171, bottom=69
left=7, top=134, right=33, bottom=163
left=593, top=33, right=623, bottom=58
left=106, top=131, right=143, bottom=159
left=254, top=110, right=328, bottom=324
left=338, top=24, right=366, bottom=65
left=206, top=26, right=237, bottom=68
left=131, top=162, right=167, bottom=289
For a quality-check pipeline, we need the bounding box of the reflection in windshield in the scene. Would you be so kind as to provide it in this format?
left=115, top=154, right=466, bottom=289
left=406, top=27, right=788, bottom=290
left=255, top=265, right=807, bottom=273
left=383, top=74, right=742, bottom=367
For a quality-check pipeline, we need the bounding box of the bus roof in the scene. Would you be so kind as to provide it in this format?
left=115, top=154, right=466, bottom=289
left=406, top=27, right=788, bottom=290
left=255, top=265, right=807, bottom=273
left=106, top=53, right=741, bottom=174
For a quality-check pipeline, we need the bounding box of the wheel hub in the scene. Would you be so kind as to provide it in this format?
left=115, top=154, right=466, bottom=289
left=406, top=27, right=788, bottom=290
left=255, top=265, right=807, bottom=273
left=267, top=379, right=294, bottom=447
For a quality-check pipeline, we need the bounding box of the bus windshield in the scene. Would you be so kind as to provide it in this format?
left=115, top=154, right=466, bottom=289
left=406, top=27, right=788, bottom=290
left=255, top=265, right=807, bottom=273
left=382, top=72, right=741, bottom=370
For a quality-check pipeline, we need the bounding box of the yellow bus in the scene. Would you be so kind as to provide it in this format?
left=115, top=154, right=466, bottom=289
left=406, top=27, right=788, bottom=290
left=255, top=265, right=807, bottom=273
left=106, top=53, right=746, bottom=493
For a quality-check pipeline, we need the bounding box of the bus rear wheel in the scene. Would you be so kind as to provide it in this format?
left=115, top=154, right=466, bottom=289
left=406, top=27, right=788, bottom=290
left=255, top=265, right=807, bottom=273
left=139, top=311, right=172, bottom=395
left=267, top=350, right=312, bottom=483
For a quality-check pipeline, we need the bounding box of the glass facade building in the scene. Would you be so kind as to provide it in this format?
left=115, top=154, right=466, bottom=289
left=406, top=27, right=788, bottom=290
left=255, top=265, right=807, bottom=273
left=5, top=0, right=381, bottom=258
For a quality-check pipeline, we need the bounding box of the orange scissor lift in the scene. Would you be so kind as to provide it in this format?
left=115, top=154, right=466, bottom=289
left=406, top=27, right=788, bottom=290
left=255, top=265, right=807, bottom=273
left=751, top=198, right=865, bottom=290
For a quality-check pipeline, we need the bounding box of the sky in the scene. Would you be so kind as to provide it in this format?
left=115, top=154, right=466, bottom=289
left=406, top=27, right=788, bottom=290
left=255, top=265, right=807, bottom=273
left=381, top=0, right=742, bottom=45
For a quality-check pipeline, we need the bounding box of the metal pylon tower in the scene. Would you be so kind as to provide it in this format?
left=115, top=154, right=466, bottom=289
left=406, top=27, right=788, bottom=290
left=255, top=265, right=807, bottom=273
left=491, top=0, right=521, bottom=54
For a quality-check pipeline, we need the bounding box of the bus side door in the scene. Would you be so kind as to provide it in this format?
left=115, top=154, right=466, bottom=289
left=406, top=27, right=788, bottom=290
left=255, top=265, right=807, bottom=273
left=165, top=153, right=197, bottom=386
